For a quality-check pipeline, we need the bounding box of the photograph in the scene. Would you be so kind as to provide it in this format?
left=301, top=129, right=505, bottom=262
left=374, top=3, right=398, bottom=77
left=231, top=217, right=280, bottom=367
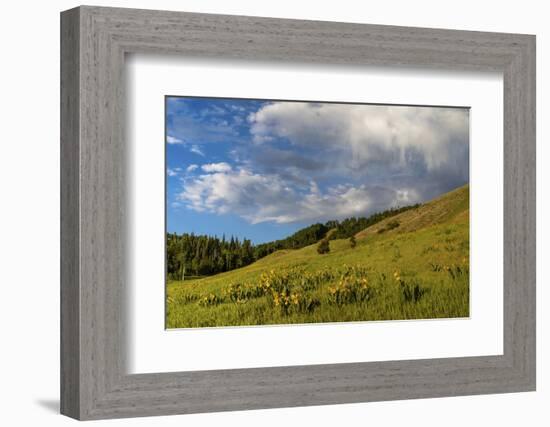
left=165, top=96, right=470, bottom=328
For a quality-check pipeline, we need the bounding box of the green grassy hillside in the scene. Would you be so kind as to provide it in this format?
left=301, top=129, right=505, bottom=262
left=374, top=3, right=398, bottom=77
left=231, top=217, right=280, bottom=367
left=167, top=185, right=470, bottom=328
left=356, top=185, right=469, bottom=238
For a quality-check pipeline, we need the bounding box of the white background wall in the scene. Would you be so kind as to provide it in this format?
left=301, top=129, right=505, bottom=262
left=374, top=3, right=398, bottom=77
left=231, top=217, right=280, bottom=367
left=0, top=0, right=547, bottom=425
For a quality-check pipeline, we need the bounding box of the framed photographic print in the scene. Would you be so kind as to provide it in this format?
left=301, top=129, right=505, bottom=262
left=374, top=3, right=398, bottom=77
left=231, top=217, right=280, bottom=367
left=61, top=6, right=536, bottom=420
left=164, top=96, right=470, bottom=329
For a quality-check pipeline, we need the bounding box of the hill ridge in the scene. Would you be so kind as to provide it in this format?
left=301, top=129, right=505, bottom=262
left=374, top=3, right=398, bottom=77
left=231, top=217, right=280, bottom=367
left=356, top=184, right=469, bottom=240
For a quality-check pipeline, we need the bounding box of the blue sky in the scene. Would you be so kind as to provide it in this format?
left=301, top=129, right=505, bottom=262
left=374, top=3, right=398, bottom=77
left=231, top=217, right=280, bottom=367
left=166, top=96, right=469, bottom=244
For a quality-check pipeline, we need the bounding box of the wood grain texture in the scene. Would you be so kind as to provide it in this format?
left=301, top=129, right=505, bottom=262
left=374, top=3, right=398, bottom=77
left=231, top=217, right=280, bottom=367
left=60, top=5, right=536, bottom=420
left=60, top=7, right=80, bottom=419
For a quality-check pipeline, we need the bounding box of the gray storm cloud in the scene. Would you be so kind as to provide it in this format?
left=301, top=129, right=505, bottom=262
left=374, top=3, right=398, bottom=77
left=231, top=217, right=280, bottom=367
left=249, top=102, right=469, bottom=176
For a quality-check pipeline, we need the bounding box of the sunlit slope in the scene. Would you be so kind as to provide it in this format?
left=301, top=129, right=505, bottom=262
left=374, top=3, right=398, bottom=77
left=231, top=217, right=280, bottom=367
left=356, top=184, right=469, bottom=239
left=167, top=185, right=470, bottom=328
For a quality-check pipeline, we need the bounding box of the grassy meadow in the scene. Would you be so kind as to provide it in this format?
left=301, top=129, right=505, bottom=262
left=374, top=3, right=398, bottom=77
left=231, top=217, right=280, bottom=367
left=166, top=185, right=470, bottom=328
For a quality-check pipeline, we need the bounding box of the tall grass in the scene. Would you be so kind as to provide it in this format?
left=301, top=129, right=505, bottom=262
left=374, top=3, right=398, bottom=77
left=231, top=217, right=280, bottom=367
left=167, top=264, right=468, bottom=328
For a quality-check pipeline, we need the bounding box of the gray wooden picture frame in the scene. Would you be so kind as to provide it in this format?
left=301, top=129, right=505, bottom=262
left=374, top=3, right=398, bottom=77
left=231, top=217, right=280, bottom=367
left=60, top=5, right=536, bottom=420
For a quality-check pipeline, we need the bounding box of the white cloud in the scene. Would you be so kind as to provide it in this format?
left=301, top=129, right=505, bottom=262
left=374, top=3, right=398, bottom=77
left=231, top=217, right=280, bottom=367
left=166, top=135, right=183, bottom=144
left=171, top=101, right=468, bottom=226
left=167, top=167, right=183, bottom=177
left=190, top=144, right=205, bottom=156
left=249, top=102, right=469, bottom=174
left=179, top=169, right=419, bottom=224
left=201, top=162, right=232, bottom=173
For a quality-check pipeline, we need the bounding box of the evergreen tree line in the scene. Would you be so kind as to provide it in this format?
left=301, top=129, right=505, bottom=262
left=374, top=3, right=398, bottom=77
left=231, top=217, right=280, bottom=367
left=328, top=204, right=419, bottom=240
left=167, top=203, right=420, bottom=279
left=167, top=233, right=255, bottom=280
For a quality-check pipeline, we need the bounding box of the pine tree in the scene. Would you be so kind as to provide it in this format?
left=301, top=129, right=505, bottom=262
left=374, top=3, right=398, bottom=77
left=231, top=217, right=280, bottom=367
left=349, top=235, right=357, bottom=249
left=317, top=238, right=330, bottom=254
